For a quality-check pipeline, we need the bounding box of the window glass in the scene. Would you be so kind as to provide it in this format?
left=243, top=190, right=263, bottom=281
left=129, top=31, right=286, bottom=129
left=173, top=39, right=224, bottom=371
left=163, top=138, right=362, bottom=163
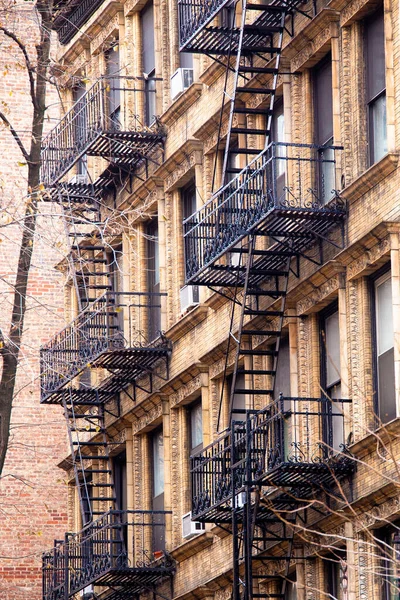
left=365, top=9, right=387, bottom=164
left=325, top=311, right=341, bottom=390
left=375, top=272, right=396, bottom=423
left=313, top=57, right=334, bottom=203
left=274, top=336, right=290, bottom=399
left=190, top=401, right=203, bottom=452
left=152, top=429, right=164, bottom=497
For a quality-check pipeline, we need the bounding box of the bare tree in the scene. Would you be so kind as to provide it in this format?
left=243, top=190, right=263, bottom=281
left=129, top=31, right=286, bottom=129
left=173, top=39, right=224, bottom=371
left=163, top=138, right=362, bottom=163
left=0, top=0, right=55, bottom=474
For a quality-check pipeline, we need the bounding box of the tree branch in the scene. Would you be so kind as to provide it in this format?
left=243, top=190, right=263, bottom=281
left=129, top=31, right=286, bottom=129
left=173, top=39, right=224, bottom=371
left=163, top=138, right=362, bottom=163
left=0, top=111, right=29, bottom=162
left=0, top=25, right=37, bottom=110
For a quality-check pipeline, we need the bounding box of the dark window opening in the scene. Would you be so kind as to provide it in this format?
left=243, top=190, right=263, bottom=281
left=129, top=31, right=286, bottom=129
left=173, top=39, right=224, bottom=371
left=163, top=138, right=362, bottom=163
left=313, top=55, right=335, bottom=204
left=105, top=43, right=121, bottom=128
left=189, top=399, right=203, bottom=455
left=146, top=219, right=161, bottom=341
left=142, top=1, right=156, bottom=125
left=151, top=428, right=165, bottom=553
left=372, top=267, right=395, bottom=424
left=365, top=8, right=387, bottom=165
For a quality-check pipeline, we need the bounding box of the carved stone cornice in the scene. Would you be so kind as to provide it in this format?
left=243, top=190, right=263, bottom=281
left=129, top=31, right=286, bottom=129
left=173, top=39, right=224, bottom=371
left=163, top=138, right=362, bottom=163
left=155, top=139, right=203, bottom=191
left=131, top=399, right=163, bottom=434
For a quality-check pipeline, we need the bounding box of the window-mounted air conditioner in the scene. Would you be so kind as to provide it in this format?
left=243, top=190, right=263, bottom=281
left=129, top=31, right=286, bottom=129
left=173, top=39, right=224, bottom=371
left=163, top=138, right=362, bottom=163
left=170, top=68, right=194, bottom=100
left=69, top=174, right=88, bottom=185
left=182, top=511, right=205, bottom=540
left=180, top=284, right=199, bottom=313
left=80, top=585, right=94, bottom=599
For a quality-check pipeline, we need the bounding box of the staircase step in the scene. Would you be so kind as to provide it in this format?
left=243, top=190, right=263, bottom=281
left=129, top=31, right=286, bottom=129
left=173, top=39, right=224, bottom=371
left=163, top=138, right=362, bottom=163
left=247, top=289, right=286, bottom=296
left=230, top=147, right=264, bottom=154
left=241, top=349, right=278, bottom=357
left=234, top=389, right=274, bottom=395
left=230, top=248, right=293, bottom=257
left=77, top=469, right=111, bottom=474
left=226, top=167, right=257, bottom=174
left=71, top=427, right=105, bottom=433
left=244, top=309, right=284, bottom=317
left=246, top=3, right=288, bottom=11
left=249, top=268, right=288, bottom=276
left=241, top=329, right=281, bottom=336
left=67, top=413, right=102, bottom=419
left=243, top=26, right=282, bottom=36
left=84, top=483, right=114, bottom=487
left=233, top=107, right=273, bottom=115
left=236, top=87, right=275, bottom=95
left=90, top=497, right=117, bottom=502
left=231, top=127, right=269, bottom=135
left=237, top=369, right=276, bottom=376
left=72, top=441, right=109, bottom=446
left=238, top=66, right=278, bottom=74
left=76, top=455, right=109, bottom=460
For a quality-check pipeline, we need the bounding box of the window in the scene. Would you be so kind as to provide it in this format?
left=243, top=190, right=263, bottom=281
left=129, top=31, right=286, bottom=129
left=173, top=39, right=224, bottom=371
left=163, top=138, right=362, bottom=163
left=227, top=372, right=246, bottom=421
left=152, top=429, right=164, bottom=499
left=142, top=1, right=156, bottom=125
left=373, top=269, right=395, bottom=424
left=377, top=526, right=400, bottom=600
left=325, top=552, right=347, bottom=600
left=365, top=8, right=387, bottom=164
left=105, top=43, right=121, bottom=127
left=285, top=574, right=297, bottom=600
left=113, top=450, right=127, bottom=511
left=320, top=305, right=344, bottom=451
left=146, top=219, right=161, bottom=340
left=151, top=428, right=165, bottom=552
left=274, top=334, right=290, bottom=399
left=189, top=400, right=203, bottom=455
left=271, top=99, right=286, bottom=200
left=72, top=83, right=87, bottom=176
left=313, top=56, right=334, bottom=204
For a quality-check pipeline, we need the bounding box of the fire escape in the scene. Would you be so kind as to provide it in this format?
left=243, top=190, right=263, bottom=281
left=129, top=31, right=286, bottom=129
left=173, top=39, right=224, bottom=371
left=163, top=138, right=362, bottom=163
left=179, top=1, right=354, bottom=599
left=40, top=40, right=173, bottom=600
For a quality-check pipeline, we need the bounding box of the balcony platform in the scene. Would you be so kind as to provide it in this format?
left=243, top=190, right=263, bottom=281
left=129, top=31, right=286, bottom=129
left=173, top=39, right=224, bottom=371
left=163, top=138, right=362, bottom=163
left=179, top=0, right=307, bottom=53
left=43, top=510, right=175, bottom=600
left=191, top=398, right=354, bottom=523
left=184, top=143, right=346, bottom=287
left=54, top=0, right=106, bottom=45
left=41, top=77, right=165, bottom=188
left=40, top=292, right=171, bottom=404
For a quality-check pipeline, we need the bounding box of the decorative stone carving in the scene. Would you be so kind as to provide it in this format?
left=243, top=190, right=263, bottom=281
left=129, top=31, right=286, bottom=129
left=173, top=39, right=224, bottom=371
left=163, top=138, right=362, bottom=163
left=290, top=26, right=332, bottom=73
left=131, top=401, right=163, bottom=434
left=170, top=374, right=203, bottom=408
left=298, top=317, right=309, bottom=396
left=305, top=559, right=317, bottom=600
left=91, top=14, right=120, bottom=55
left=355, top=496, right=400, bottom=532
left=346, top=238, right=390, bottom=280
left=297, top=275, right=340, bottom=315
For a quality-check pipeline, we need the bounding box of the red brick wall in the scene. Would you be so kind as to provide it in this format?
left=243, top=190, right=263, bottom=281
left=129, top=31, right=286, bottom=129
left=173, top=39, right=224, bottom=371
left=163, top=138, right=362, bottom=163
left=0, top=5, right=68, bottom=599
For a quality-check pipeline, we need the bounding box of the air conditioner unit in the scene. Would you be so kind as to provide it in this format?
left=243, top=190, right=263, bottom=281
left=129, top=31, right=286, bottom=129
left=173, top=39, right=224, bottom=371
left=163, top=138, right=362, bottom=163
left=182, top=511, right=205, bottom=539
left=69, top=174, right=88, bottom=185
left=80, top=585, right=94, bottom=599
left=180, top=285, right=199, bottom=313
left=171, top=68, right=194, bottom=100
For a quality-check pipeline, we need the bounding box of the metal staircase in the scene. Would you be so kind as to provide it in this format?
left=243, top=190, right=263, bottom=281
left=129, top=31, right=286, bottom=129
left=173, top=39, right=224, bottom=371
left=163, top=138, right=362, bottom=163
left=180, top=1, right=353, bottom=599
left=64, top=396, right=118, bottom=525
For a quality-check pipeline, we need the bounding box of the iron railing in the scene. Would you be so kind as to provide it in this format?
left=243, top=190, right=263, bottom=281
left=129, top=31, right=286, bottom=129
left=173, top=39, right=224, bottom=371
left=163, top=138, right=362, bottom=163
left=41, top=76, right=162, bottom=187
left=183, top=142, right=344, bottom=282
left=43, top=510, right=174, bottom=600
left=54, top=0, right=106, bottom=45
left=40, top=292, right=167, bottom=401
left=178, top=0, right=307, bottom=51
left=191, top=397, right=353, bottom=520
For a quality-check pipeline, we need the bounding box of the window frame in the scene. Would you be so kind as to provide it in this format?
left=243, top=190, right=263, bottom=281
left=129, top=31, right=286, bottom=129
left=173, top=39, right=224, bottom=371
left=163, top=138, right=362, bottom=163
left=364, top=6, right=387, bottom=165
left=371, top=263, right=395, bottom=425
left=188, top=398, right=203, bottom=456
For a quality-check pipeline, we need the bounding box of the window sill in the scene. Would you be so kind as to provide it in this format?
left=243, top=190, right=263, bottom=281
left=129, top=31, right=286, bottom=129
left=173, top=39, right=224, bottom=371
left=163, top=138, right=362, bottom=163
left=342, top=153, right=399, bottom=203
left=161, top=83, right=203, bottom=127
left=349, top=416, right=400, bottom=459
left=170, top=531, right=214, bottom=562
left=167, top=304, right=209, bottom=343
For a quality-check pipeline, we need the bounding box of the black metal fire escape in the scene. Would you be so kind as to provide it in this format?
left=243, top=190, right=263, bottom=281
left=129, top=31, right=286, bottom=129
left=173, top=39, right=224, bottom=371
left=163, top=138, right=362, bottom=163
left=41, top=74, right=173, bottom=599
left=180, top=1, right=354, bottom=599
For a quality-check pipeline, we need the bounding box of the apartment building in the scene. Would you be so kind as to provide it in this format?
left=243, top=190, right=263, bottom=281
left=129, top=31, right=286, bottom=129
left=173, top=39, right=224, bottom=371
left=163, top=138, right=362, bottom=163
left=39, top=1, right=400, bottom=600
